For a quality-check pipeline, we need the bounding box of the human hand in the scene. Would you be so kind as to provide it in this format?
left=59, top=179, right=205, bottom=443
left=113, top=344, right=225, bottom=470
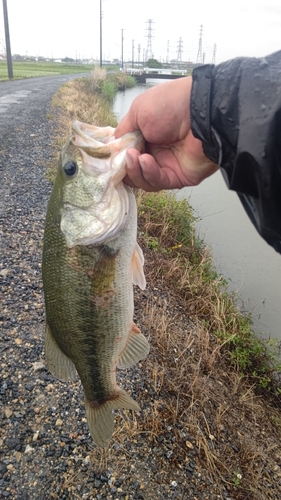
left=114, top=76, right=218, bottom=191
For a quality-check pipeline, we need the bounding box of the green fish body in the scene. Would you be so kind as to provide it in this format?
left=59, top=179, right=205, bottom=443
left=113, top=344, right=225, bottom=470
left=42, top=121, right=149, bottom=447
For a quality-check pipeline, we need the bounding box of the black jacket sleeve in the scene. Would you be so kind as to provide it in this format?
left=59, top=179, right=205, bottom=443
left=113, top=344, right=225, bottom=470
left=190, top=51, right=281, bottom=253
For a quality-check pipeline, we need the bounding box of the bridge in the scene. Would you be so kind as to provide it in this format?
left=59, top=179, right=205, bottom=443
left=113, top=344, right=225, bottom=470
left=134, top=73, right=185, bottom=83
left=123, top=67, right=188, bottom=83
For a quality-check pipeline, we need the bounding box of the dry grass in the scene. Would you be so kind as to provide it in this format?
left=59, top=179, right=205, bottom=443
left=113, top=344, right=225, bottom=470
left=53, top=78, right=117, bottom=131
left=82, top=282, right=281, bottom=496
left=129, top=190, right=281, bottom=496
left=86, top=67, right=107, bottom=93
left=137, top=191, right=281, bottom=395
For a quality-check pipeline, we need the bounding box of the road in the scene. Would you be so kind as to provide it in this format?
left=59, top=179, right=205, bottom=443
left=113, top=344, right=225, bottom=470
left=0, top=74, right=89, bottom=215
left=0, top=73, right=89, bottom=117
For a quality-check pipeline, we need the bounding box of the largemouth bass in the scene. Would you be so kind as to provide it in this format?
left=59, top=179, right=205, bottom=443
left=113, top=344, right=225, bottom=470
left=42, top=121, right=149, bottom=447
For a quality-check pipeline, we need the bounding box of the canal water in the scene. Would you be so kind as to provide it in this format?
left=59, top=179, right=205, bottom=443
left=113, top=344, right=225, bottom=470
left=113, top=83, right=281, bottom=342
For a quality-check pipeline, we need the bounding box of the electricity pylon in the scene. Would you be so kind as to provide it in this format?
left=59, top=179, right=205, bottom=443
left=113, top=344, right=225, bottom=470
left=212, top=43, right=217, bottom=64
left=196, top=25, right=203, bottom=65
left=145, top=19, right=154, bottom=61
left=177, top=37, right=183, bottom=62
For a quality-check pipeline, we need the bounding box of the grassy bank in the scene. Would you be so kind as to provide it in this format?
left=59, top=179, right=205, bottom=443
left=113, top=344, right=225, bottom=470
left=137, top=192, right=281, bottom=391
left=0, top=60, right=118, bottom=80
left=45, top=71, right=281, bottom=497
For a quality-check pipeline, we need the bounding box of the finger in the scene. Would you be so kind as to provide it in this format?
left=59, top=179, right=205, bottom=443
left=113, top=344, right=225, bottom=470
left=139, top=153, right=185, bottom=189
left=125, top=148, right=186, bottom=190
left=114, top=116, right=131, bottom=139
left=125, top=149, right=161, bottom=191
left=115, top=112, right=138, bottom=139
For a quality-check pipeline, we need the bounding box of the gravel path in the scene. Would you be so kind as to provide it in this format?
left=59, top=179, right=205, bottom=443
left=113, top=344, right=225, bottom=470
left=1, top=76, right=281, bottom=500
left=0, top=75, right=96, bottom=499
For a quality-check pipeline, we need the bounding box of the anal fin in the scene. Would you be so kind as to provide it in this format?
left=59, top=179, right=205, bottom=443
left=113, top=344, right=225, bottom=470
left=85, top=389, right=140, bottom=448
left=45, top=323, right=77, bottom=382
left=117, top=324, right=150, bottom=369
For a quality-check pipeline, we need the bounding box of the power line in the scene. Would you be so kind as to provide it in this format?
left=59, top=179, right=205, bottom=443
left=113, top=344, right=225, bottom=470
left=166, top=40, right=169, bottom=64
left=0, top=38, right=5, bottom=58
left=121, top=29, right=124, bottom=68
left=99, top=0, right=102, bottom=67
left=196, top=25, right=203, bottom=65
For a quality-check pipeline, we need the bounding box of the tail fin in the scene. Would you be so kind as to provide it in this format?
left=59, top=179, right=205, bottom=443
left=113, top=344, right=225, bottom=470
left=85, top=389, right=140, bottom=448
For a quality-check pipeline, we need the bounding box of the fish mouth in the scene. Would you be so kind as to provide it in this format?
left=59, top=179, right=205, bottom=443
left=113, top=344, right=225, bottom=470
left=59, top=121, right=144, bottom=248
left=65, top=121, right=144, bottom=188
left=72, top=120, right=116, bottom=145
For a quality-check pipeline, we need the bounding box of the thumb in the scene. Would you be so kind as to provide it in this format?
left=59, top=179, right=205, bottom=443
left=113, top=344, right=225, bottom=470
left=115, top=114, right=138, bottom=139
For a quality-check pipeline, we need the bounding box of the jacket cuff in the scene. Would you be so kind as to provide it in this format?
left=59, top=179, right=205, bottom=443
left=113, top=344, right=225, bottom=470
left=190, top=64, right=221, bottom=164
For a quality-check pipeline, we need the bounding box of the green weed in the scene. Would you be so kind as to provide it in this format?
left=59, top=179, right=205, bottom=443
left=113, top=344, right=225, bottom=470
left=101, top=80, right=118, bottom=103
left=0, top=60, right=93, bottom=80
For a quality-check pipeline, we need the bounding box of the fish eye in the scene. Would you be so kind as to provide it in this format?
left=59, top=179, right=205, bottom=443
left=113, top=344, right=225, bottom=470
left=63, top=161, right=77, bottom=177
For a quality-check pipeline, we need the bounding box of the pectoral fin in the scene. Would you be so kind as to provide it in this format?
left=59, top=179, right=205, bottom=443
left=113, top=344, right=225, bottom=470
left=85, top=389, right=140, bottom=448
left=132, top=242, right=146, bottom=290
left=117, top=324, right=150, bottom=369
left=45, top=324, right=77, bottom=382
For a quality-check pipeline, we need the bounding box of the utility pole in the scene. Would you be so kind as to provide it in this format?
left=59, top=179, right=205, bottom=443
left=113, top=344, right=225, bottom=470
left=2, top=0, right=13, bottom=79
left=145, top=19, right=154, bottom=61
left=99, top=0, right=102, bottom=67
left=212, top=43, right=217, bottom=64
left=176, top=37, right=183, bottom=62
left=166, top=40, right=170, bottom=64
left=121, top=29, right=124, bottom=69
left=132, top=39, right=134, bottom=68
left=0, top=38, right=5, bottom=58
left=196, top=25, right=203, bottom=65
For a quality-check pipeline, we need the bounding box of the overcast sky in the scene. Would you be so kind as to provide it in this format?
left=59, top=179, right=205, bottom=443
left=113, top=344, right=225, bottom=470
left=0, top=0, right=280, bottom=64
